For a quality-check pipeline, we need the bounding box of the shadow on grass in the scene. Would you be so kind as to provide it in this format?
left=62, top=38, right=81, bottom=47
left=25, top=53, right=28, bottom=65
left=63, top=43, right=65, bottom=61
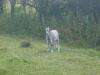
left=37, top=50, right=49, bottom=54
left=0, top=48, right=8, bottom=53
left=0, top=68, right=9, bottom=75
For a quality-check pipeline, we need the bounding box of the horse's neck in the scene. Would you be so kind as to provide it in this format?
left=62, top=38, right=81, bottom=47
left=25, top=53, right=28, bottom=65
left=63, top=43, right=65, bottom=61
left=47, top=32, right=50, bottom=38
left=46, top=31, right=51, bottom=40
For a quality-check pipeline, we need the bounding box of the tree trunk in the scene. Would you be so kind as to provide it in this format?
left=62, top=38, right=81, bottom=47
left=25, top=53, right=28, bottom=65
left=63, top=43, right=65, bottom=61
left=11, top=4, right=14, bottom=17
left=21, top=0, right=27, bottom=15
left=9, top=0, right=16, bottom=17
left=0, top=0, right=3, bottom=15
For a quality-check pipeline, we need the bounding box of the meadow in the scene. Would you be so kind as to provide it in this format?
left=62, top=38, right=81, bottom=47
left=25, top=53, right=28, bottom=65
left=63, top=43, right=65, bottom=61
left=0, top=0, right=100, bottom=75
left=0, top=34, right=100, bottom=75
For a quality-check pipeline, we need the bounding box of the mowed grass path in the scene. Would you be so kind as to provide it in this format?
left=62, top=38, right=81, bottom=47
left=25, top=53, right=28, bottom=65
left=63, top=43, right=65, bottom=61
left=0, top=34, right=100, bottom=75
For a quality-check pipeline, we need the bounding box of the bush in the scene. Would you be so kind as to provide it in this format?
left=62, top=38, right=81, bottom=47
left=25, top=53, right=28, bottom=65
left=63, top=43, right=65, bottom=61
left=20, top=41, right=31, bottom=48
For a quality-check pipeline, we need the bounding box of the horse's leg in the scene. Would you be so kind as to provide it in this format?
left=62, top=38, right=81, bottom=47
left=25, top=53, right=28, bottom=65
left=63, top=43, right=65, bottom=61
left=50, top=43, right=54, bottom=52
left=47, top=39, right=50, bottom=51
left=57, top=39, right=60, bottom=52
left=55, top=41, right=58, bottom=49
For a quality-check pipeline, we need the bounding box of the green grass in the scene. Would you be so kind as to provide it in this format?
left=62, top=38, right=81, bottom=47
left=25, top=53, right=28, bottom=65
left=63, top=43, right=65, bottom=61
left=0, top=34, right=100, bottom=75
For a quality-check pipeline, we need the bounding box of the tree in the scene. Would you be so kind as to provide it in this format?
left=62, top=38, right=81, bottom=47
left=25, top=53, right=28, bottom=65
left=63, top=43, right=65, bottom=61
left=9, top=0, right=16, bottom=17
left=0, top=0, right=3, bottom=15
left=21, top=0, right=28, bottom=14
left=32, top=0, right=66, bottom=26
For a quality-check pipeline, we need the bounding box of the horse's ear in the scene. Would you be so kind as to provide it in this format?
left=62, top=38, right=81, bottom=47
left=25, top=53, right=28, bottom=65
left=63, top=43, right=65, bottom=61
left=44, top=25, right=50, bottom=30
left=48, top=26, right=51, bottom=29
left=46, top=25, right=49, bottom=28
left=48, top=26, right=49, bottom=29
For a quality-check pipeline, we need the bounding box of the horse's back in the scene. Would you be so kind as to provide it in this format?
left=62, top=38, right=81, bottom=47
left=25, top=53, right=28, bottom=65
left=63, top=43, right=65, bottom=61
left=49, top=30, right=59, bottom=41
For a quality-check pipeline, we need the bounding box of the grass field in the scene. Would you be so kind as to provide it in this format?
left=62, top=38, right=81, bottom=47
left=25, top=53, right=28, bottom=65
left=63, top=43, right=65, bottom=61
left=0, top=34, right=100, bottom=75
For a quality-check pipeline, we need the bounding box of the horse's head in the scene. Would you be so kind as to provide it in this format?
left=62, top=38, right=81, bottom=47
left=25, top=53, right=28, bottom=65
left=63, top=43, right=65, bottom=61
left=45, top=27, right=50, bottom=34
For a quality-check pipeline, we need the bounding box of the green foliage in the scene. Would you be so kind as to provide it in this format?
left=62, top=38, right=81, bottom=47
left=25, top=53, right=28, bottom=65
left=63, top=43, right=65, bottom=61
left=0, top=15, right=44, bottom=38
left=0, top=14, right=100, bottom=48
left=0, top=0, right=100, bottom=48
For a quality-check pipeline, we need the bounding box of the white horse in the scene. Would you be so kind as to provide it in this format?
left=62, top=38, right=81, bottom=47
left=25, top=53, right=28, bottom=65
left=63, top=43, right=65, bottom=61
left=46, top=27, right=60, bottom=52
